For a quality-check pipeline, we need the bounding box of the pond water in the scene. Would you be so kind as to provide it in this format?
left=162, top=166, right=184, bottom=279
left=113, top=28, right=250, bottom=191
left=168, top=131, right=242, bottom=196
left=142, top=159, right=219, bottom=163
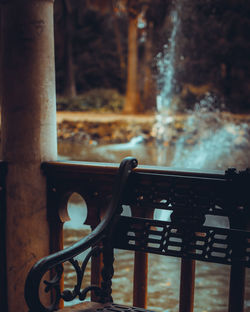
left=58, top=110, right=250, bottom=171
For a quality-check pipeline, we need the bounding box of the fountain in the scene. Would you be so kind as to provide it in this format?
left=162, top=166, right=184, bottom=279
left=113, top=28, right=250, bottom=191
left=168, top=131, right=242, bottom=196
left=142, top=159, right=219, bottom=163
left=153, top=1, right=250, bottom=171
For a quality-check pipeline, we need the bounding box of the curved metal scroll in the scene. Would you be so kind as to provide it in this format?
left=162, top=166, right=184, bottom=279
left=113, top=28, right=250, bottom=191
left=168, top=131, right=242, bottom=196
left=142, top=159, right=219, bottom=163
left=24, top=157, right=138, bottom=312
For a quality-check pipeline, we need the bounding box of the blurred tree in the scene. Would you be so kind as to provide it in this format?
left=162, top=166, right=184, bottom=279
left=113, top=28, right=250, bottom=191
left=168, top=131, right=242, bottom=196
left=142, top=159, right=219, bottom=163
left=123, top=0, right=142, bottom=113
left=53, top=0, right=170, bottom=112
left=53, top=0, right=250, bottom=112
left=140, top=0, right=171, bottom=111
left=122, top=0, right=171, bottom=113
left=110, top=0, right=126, bottom=78
left=54, top=0, right=126, bottom=95
left=0, top=5, right=2, bottom=109
left=63, top=0, right=77, bottom=98
left=174, top=0, right=250, bottom=112
left=85, top=0, right=112, bottom=14
left=54, top=0, right=77, bottom=98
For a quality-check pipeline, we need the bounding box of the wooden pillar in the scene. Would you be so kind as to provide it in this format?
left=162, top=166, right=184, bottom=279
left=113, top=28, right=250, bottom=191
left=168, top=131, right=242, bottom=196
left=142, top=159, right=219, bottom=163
left=1, top=0, right=57, bottom=311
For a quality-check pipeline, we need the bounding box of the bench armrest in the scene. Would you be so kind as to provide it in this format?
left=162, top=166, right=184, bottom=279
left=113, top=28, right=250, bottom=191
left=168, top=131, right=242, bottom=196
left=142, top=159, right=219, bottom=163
left=25, top=157, right=138, bottom=312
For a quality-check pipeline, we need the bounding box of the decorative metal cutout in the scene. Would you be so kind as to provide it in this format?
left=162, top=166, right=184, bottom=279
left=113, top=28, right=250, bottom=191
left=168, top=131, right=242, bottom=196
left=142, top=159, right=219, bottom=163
left=113, top=216, right=250, bottom=266
left=125, top=169, right=249, bottom=221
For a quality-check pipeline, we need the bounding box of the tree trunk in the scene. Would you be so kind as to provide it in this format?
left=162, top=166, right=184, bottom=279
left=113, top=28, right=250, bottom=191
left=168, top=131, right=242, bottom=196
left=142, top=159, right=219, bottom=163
left=63, top=0, right=76, bottom=98
left=64, top=30, right=76, bottom=98
left=123, top=15, right=142, bottom=114
left=142, top=22, right=156, bottom=111
left=111, top=0, right=126, bottom=79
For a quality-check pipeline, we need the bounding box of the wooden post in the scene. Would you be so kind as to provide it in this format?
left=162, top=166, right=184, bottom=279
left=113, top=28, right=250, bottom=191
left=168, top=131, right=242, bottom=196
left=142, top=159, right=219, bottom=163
left=132, top=207, right=152, bottom=308
left=1, top=0, right=57, bottom=311
left=228, top=262, right=245, bottom=312
left=179, top=258, right=195, bottom=312
left=133, top=251, right=148, bottom=308
left=228, top=229, right=246, bottom=312
left=228, top=209, right=247, bottom=312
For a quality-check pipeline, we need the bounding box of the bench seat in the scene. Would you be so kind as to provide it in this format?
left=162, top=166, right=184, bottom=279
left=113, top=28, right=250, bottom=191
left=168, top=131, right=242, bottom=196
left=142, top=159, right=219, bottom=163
left=60, top=302, right=154, bottom=312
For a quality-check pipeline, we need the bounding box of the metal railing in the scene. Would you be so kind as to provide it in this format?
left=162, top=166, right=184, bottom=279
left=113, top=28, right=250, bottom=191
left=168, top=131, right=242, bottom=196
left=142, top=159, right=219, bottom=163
left=39, top=160, right=250, bottom=312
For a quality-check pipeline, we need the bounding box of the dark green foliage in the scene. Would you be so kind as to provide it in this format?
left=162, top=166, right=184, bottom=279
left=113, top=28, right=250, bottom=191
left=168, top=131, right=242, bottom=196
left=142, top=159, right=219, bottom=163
left=171, top=0, right=250, bottom=112
left=54, top=1, right=128, bottom=95
left=56, top=88, right=124, bottom=112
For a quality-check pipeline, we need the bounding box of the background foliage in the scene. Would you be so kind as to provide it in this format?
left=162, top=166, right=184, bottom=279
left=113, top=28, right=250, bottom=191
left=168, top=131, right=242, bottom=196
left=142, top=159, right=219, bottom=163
left=54, top=0, right=250, bottom=113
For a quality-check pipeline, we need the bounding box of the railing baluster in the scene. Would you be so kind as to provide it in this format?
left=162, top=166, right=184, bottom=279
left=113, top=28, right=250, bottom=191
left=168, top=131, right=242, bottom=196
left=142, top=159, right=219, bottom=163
left=49, top=219, right=64, bottom=309
left=179, top=258, right=195, bottom=312
left=132, top=204, right=153, bottom=309
left=133, top=251, right=148, bottom=308
left=228, top=261, right=245, bottom=312
left=91, top=246, right=102, bottom=301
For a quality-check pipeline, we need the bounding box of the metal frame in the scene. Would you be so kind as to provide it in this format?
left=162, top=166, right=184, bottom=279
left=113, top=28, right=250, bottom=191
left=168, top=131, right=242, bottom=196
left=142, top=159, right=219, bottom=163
left=24, top=158, right=250, bottom=312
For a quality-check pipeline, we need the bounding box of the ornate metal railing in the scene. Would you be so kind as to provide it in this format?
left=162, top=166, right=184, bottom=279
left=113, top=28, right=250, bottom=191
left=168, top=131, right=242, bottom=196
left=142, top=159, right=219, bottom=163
left=25, top=159, right=250, bottom=312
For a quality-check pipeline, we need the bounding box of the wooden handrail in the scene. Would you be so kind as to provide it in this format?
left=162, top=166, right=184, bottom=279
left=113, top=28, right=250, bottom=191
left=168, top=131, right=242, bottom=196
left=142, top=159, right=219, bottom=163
left=41, top=160, right=226, bottom=178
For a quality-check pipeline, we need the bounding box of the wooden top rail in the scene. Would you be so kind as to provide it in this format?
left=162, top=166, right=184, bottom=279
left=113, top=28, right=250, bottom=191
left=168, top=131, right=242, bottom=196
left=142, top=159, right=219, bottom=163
left=42, top=160, right=226, bottom=178
left=42, top=160, right=250, bottom=226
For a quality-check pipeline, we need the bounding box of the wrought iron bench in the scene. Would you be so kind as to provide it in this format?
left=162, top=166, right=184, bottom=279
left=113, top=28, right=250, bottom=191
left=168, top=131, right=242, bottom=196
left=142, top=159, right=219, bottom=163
left=25, top=157, right=250, bottom=312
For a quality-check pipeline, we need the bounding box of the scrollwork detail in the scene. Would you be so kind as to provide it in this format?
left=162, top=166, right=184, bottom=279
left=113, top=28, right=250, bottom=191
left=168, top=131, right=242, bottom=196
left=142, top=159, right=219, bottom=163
left=43, top=264, right=63, bottom=311
left=61, top=246, right=102, bottom=302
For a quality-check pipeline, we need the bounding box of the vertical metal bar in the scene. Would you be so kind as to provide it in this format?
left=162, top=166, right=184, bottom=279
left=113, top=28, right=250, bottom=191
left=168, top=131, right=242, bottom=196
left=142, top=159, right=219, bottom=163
left=100, top=238, right=115, bottom=302
left=91, top=246, right=102, bottom=301
left=228, top=200, right=247, bottom=312
left=49, top=219, right=64, bottom=309
left=179, top=258, right=195, bottom=312
left=133, top=251, right=148, bottom=308
left=228, top=262, right=245, bottom=312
